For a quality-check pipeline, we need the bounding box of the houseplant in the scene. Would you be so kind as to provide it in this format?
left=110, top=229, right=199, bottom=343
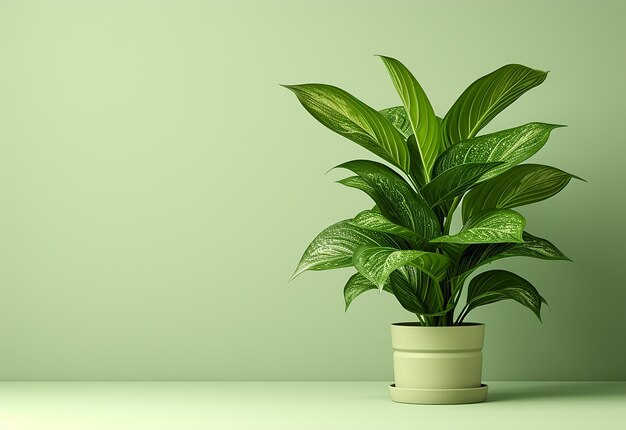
left=284, top=56, right=579, bottom=404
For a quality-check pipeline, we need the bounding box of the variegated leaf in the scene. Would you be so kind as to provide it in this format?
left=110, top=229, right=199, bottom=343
left=291, top=220, right=402, bottom=279
left=421, top=162, right=503, bottom=207
left=349, top=210, right=420, bottom=241
left=442, top=64, right=547, bottom=147
left=431, top=209, right=525, bottom=244
left=379, top=106, right=412, bottom=139
left=353, top=245, right=450, bottom=289
left=465, top=270, right=546, bottom=321
left=336, top=160, right=440, bottom=239
left=390, top=268, right=456, bottom=317
left=457, top=232, right=570, bottom=275
left=407, top=134, right=428, bottom=188
left=433, top=123, right=563, bottom=181
left=336, top=175, right=377, bottom=196
left=379, top=56, right=442, bottom=182
left=388, top=268, right=445, bottom=317
left=462, top=164, right=581, bottom=223
left=389, top=267, right=425, bottom=314
left=343, top=273, right=392, bottom=311
left=283, top=84, right=410, bottom=172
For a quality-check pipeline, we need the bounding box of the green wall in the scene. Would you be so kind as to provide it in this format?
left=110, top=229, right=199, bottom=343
left=1, top=0, right=624, bottom=380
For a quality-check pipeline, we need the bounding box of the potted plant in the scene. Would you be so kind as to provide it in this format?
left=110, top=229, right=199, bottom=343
left=283, top=56, right=580, bottom=404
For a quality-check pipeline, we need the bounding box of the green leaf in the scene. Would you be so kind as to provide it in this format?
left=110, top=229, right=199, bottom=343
left=353, top=245, right=450, bottom=289
left=433, top=123, right=563, bottom=181
left=336, top=160, right=440, bottom=239
left=442, top=64, right=547, bottom=148
left=379, top=56, right=442, bottom=181
left=379, top=106, right=412, bottom=139
left=337, top=173, right=432, bottom=237
left=291, top=220, right=402, bottom=279
left=388, top=268, right=427, bottom=314
left=421, top=162, right=503, bottom=207
left=344, top=260, right=453, bottom=317
left=343, top=273, right=391, bottom=311
left=378, top=107, right=429, bottom=187
left=389, top=268, right=454, bottom=317
left=465, top=270, right=546, bottom=321
left=462, top=164, right=581, bottom=223
left=336, top=175, right=377, bottom=196
left=431, top=209, right=525, bottom=244
left=406, top=134, right=428, bottom=188
left=439, top=242, right=467, bottom=264
left=283, top=84, right=410, bottom=172
left=378, top=109, right=443, bottom=128
left=457, top=231, right=570, bottom=276
left=349, top=210, right=420, bottom=241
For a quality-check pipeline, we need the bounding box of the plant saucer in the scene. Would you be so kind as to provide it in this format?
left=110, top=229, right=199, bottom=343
left=389, top=383, right=488, bottom=405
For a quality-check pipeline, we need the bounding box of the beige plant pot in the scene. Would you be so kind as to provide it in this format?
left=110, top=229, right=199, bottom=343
left=389, top=322, right=488, bottom=404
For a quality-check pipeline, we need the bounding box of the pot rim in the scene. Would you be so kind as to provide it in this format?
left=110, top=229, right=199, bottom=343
left=392, top=322, right=484, bottom=328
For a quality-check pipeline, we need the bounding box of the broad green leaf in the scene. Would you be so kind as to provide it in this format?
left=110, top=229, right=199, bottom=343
left=433, top=123, right=563, bottom=181
left=440, top=242, right=467, bottom=264
left=374, top=106, right=431, bottom=187
left=353, top=245, right=450, bottom=289
left=462, top=164, right=581, bottom=223
left=379, top=106, right=412, bottom=139
left=457, top=231, right=569, bottom=277
left=349, top=210, right=420, bottom=241
left=336, top=160, right=440, bottom=239
left=336, top=175, right=377, bottom=196
left=379, top=56, right=442, bottom=181
left=465, top=270, right=546, bottom=321
left=343, top=271, right=449, bottom=317
left=442, top=64, right=547, bottom=147
left=343, top=273, right=391, bottom=311
left=389, top=268, right=427, bottom=314
left=421, top=162, right=503, bottom=207
left=406, top=134, right=428, bottom=188
left=380, top=111, right=430, bottom=187
left=291, top=220, right=402, bottom=279
left=283, top=84, right=410, bottom=172
left=338, top=175, right=430, bottom=237
left=390, top=268, right=454, bottom=317
left=431, top=209, right=525, bottom=244
left=379, top=109, right=446, bottom=153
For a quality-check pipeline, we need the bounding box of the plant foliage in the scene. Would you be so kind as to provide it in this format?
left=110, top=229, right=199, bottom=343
left=285, top=57, right=580, bottom=325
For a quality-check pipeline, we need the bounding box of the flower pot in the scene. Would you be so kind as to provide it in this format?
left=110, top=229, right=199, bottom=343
left=389, top=322, right=488, bottom=404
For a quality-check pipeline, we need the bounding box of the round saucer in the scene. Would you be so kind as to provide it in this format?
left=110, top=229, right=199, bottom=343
left=389, top=383, right=488, bottom=404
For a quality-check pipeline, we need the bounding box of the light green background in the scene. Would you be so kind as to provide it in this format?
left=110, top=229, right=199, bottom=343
left=1, top=0, right=624, bottom=380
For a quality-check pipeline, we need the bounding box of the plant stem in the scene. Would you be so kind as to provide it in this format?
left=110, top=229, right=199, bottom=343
left=443, top=197, right=461, bottom=235
left=415, top=313, right=426, bottom=325
left=432, top=279, right=445, bottom=312
left=455, top=305, right=470, bottom=325
left=444, top=278, right=455, bottom=325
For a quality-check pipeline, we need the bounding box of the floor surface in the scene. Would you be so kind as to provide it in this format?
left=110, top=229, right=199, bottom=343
left=0, top=381, right=624, bottom=430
